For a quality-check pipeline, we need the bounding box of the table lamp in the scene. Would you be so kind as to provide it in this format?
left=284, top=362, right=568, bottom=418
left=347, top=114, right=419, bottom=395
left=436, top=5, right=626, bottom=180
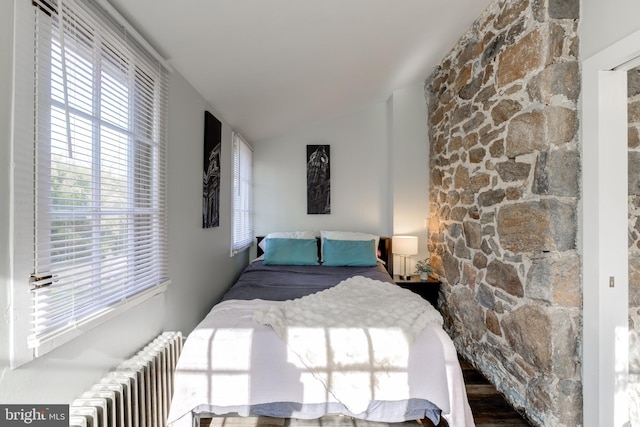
left=392, top=235, right=418, bottom=280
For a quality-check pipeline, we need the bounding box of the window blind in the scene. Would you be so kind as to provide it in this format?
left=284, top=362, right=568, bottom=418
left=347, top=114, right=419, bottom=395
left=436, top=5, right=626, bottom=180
left=29, top=0, right=169, bottom=354
left=231, top=131, right=253, bottom=254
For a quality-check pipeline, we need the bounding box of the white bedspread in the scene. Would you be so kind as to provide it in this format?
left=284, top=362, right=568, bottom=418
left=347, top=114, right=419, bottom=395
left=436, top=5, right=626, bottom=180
left=253, top=276, right=443, bottom=413
left=167, top=285, right=474, bottom=427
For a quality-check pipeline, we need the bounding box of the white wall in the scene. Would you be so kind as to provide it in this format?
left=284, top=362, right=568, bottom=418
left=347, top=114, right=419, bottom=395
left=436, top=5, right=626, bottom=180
left=580, top=0, right=640, bottom=61
left=0, top=0, right=16, bottom=400
left=164, top=72, right=248, bottom=334
left=389, top=84, right=430, bottom=273
left=254, top=102, right=392, bottom=238
left=0, top=0, right=246, bottom=404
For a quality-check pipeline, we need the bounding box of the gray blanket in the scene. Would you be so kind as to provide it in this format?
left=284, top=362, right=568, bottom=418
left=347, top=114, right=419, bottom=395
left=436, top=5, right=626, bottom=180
left=221, top=261, right=394, bottom=301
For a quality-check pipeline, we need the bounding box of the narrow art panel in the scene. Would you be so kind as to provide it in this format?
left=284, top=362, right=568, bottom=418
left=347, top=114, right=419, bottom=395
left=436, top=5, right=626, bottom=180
left=307, top=144, right=330, bottom=214
left=203, top=111, right=221, bottom=228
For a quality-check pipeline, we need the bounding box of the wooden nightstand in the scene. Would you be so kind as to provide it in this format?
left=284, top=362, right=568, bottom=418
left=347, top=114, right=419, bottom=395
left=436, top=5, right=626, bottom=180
left=394, top=275, right=441, bottom=308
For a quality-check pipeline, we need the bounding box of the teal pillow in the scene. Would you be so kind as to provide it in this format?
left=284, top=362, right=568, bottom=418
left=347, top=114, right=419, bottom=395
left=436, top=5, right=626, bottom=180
left=263, top=238, right=319, bottom=265
left=321, top=238, right=377, bottom=267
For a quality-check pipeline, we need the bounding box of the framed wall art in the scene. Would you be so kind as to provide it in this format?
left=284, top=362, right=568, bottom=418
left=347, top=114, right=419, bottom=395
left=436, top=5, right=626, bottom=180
left=306, top=144, right=331, bottom=214
left=203, top=111, right=221, bottom=228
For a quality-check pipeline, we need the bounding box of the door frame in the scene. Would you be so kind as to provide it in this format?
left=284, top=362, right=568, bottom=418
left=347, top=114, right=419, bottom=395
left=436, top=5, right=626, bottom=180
left=581, top=29, right=640, bottom=427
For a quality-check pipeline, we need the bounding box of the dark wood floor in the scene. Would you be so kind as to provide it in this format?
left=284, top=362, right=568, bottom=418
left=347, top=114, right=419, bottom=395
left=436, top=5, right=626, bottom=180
left=456, top=357, right=532, bottom=427
left=200, top=355, right=532, bottom=427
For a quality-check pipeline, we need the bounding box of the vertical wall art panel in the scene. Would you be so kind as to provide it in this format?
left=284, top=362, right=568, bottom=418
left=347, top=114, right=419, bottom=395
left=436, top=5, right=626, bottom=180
left=306, top=144, right=331, bottom=214
left=203, top=111, right=221, bottom=228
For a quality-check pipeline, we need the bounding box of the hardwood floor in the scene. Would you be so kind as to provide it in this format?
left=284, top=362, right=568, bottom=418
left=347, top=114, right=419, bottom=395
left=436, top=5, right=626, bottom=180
left=457, top=357, right=532, bottom=427
left=199, top=355, right=532, bottom=427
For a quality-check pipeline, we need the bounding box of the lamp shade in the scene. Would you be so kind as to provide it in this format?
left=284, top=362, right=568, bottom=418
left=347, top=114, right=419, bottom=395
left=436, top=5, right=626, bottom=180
left=392, top=235, right=418, bottom=255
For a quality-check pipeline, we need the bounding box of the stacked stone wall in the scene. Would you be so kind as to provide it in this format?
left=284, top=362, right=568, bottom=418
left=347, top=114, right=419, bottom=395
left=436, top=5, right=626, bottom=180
left=425, top=0, right=581, bottom=425
left=628, top=67, right=640, bottom=424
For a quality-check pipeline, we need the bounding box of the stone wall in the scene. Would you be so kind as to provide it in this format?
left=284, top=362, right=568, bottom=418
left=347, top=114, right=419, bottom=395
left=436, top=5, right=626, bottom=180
left=628, top=67, right=640, bottom=425
left=425, top=0, right=581, bottom=425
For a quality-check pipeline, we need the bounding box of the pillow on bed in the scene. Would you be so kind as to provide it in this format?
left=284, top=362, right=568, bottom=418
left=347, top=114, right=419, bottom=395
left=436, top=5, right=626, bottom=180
left=258, top=231, right=317, bottom=251
left=321, top=238, right=378, bottom=267
left=320, top=230, right=379, bottom=261
left=263, top=238, right=319, bottom=265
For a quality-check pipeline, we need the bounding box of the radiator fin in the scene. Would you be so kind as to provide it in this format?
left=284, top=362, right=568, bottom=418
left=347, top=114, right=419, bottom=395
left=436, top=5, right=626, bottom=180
left=70, top=331, right=183, bottom=427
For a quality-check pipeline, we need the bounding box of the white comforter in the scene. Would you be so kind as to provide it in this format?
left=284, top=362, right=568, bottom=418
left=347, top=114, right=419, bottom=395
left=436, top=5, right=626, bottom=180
left=253, top=276, right=444, bottom=414
left=167, top=278, right=474, bottom=427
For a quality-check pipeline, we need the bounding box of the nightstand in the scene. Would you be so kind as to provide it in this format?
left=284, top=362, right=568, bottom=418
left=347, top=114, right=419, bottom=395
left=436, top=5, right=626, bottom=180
left=394, top=275, right=441, bottom=308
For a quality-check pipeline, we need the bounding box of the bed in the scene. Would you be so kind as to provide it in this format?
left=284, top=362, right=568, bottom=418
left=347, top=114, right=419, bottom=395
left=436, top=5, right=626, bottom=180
left=167, top=231, right=474, bottom=427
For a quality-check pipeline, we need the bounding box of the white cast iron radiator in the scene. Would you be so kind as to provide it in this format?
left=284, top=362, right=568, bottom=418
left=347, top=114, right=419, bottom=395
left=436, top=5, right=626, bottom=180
left=69, top=331, right=183, bottom=427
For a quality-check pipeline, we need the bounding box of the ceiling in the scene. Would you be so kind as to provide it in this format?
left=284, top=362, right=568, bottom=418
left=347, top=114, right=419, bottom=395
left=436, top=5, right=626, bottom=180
left=108, top=0, right=493, bottom=142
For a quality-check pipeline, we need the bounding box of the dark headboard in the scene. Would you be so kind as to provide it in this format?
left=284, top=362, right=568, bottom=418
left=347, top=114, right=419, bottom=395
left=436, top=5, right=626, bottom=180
left=256, top=236, right=393, bottom=273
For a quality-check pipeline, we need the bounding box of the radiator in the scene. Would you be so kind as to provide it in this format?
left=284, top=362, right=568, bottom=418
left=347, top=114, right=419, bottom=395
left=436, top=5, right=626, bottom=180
left=69, top=331, right=183, bottom=427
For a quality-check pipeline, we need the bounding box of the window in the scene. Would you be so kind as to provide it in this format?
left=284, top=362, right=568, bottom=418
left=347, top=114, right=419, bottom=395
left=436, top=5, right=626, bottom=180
left=22, top=0, right=169, bottom=357
left=231, top=132, right=253, bottom=254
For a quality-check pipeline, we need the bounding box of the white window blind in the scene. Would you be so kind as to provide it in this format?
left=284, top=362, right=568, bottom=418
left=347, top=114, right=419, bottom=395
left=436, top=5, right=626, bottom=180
left=231, top=131, right=253, bottom=254
left=28, top=0, right=169, bottom=354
